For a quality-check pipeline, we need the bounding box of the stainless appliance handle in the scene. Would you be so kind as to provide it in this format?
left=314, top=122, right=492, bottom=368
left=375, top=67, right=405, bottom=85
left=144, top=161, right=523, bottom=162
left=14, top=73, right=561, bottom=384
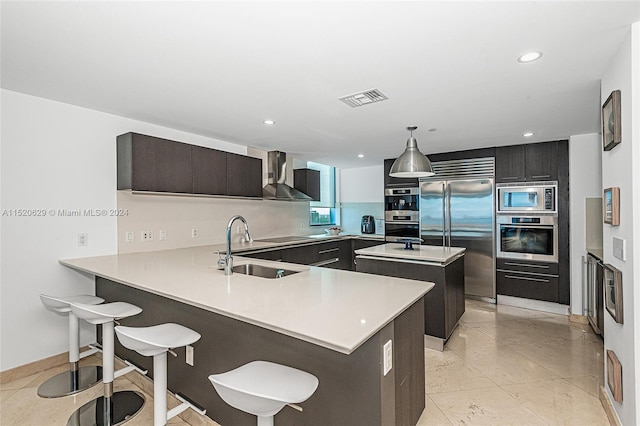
left=446, top=183, right=452, bottom=247
left=310, top=258, right=340, bottom=267
left=505, top=275, right=550, bottom=283
left=582, top=256, right=589, bottom=317
left=318, top=247, right=339, bottom=255
left=441, top=182, right=446, bottom=246
left=504, top=261, right=549, bottom=269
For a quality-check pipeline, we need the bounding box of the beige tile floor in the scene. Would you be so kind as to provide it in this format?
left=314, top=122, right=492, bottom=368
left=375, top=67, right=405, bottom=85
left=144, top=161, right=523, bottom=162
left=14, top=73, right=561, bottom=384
left=1, top=299, right=608, bottom=425
left=417, top=299, right=609, bottom=426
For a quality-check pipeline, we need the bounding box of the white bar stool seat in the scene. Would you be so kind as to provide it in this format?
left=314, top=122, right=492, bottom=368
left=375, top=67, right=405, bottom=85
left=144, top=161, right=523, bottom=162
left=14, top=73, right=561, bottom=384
left=115, top=323, right=205, bottom=426
left=38, top=294, right=104, bottom=398
left=67, top=301, right=145, bottom=426
left=209, top=361, right=319, bottom=426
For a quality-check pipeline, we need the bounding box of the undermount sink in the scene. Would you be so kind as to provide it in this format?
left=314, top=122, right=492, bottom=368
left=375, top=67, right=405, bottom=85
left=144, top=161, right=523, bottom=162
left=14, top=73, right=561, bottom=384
left=232, top=263, right=299, bottom=279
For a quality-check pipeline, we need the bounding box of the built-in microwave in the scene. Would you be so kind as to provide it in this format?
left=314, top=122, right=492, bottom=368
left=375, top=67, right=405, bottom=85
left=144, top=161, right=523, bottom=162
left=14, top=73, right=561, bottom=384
left=496, top=215, right=558, bottom=263
left=496, top=182, right=557, bottom=214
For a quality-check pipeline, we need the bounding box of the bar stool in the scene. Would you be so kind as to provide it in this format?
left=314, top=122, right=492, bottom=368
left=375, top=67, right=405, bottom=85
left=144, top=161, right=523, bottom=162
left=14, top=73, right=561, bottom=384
left=208, top=361, right=319, bottom=426
left=37, top=294, right=104, bottom=398
left=115, top=323, right=206, bottom=426
left=67, top=301, right=145, bottom=426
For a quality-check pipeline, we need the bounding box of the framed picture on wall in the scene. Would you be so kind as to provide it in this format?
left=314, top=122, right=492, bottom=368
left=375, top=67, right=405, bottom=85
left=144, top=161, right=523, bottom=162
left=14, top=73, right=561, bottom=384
left=603, top=187, right=620, bottom=226
left=607, top=349, right=623, bottom=402
left=602, top=90, right=622, bottom=151
left=604, top=263, right=623, bottom=324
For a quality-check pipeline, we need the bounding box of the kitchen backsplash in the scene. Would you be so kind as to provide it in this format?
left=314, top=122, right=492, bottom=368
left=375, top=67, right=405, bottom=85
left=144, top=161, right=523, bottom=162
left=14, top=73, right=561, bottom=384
left=117, top=191, right=311, bottom=253
left=340, top=202, right=385, bottom=235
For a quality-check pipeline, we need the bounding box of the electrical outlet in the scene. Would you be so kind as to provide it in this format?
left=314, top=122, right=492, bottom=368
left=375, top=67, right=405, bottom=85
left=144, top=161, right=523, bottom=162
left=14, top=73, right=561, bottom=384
left=125, top=231, right=134, bottom=243
left=159, top=229, right=167, bottom=241
left=383, top=340, right=392, bottom=375
left=78, top=233, right=88, bottom=247
left=236, top=225, right=242, bottom=234
left=186, top=345, right=194, bottom=366
left=192, top=228, right=198, bottom=238
left=141, top=230, right=153, bottom=241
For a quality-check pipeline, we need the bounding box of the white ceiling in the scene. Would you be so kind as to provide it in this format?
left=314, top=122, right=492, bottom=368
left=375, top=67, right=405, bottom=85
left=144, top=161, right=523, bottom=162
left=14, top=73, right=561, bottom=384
left=2, top=1, right=639, bottom=169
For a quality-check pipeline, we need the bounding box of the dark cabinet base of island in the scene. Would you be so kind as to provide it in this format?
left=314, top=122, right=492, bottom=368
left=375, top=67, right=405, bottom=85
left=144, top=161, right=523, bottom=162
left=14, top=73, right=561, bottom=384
left=356, top=256, right=465, bottom=351
left=96, top=278, right=426, bottom=426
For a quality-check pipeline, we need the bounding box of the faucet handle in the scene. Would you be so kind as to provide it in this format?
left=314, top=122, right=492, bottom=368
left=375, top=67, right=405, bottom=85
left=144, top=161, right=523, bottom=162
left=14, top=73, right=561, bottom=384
left=215, top=251, right=225, bottom=269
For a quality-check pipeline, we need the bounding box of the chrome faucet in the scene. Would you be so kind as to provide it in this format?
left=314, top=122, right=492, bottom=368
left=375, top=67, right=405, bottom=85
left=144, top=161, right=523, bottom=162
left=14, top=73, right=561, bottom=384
left=219, top=215, right=253, bottom=276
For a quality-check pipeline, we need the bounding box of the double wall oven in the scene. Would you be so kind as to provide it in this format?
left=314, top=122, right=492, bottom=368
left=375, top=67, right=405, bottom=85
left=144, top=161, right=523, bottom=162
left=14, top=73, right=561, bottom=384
left=495, top=182, right=558, bottom=263
left=384, top=187, right=420, bottom=242
left=496, top=182, right=560, bottom=298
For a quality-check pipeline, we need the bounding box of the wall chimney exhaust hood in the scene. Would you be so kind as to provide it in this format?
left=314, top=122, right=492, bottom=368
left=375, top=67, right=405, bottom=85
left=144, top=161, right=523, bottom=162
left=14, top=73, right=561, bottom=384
left=263, top=151, right=313, bottom=201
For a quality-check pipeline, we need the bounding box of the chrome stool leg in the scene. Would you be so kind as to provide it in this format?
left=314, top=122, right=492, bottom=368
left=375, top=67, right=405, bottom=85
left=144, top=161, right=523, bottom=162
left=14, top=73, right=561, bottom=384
left=38, top=295, right=103, bottom=398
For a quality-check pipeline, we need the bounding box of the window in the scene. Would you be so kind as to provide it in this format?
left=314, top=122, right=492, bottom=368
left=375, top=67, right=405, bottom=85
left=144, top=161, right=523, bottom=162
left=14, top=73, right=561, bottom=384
left=308, top=162, right=336, bottom=226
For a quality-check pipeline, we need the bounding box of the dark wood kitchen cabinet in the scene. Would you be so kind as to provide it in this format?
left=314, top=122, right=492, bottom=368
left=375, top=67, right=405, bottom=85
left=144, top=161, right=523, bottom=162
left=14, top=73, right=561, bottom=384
left=117, top=132, right=193, bottom=193
left=496, top=258, right=560, bottom=302
left=192, top=145, right=227, bottom=195
left=118, top=132, right=263, bottom=198
left=356, top=255, right=465, bottom=341
left=495, top=141, right=560, bottom=183
left=294, top=168, right=321, bottom=201
left=495, top=145, right=526, bottom=183
left=524, top=141, right=558, bottom=181
left=281, top=241, right=348, bottom=268
left=243, top=239, right=356, bottom=271
left=226, top=153, right=263, bottom=197
left=351, top=239, right=385, bottom=270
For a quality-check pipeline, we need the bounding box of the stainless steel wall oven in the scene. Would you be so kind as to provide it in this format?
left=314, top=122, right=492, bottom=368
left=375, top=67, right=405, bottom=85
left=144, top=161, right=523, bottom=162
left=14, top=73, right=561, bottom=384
left=384, top=188, right=420, bottom=242
left=496, top=215, right=558, bottom=263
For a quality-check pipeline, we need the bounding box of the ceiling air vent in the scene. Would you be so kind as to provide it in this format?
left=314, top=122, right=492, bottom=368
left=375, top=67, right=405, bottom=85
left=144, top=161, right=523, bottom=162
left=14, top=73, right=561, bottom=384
left=338, top=89, right=388, bottom=108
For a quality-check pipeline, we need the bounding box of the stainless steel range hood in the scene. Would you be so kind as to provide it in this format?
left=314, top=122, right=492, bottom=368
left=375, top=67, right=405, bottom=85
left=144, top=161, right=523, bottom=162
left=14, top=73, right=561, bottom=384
left=263, top=151, right=313, bottom=201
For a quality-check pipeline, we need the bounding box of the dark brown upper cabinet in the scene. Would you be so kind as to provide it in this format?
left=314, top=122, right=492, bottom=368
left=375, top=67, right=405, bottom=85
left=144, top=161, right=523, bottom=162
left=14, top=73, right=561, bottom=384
left=226, top=153, right=263, bottom=197
left=294, top=168, right=321, bottom=201
left=192, top=145, right=227, bottom=195
left=525, top=141, right=558, bottom=181
left=117, top=132, right=193, bottom=193
left=117, top=132, right=262, bottom=198
left=494, top=145, right=526, bottom=183
left=383, top=158, right=419, bottom=188
left=495, top=141, right=559, bottom=183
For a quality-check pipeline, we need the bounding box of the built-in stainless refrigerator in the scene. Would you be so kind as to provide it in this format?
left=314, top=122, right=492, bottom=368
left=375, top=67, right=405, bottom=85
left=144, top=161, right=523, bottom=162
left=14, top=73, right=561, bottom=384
left=420, top=158, right=496, bottom=300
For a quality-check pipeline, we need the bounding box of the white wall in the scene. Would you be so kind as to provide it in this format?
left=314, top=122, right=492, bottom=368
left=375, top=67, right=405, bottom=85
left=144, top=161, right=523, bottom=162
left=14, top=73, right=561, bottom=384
left=338, top=165, right=385, bottom=234
left=568, top=133, right=602, bottom=315
left=600, top=22, right=639, bottom=425
left=117, top=192, right=310, bottom=254
left=339, top=165, right=384, bottom=203
left=0, top=89, right=257, bottom=371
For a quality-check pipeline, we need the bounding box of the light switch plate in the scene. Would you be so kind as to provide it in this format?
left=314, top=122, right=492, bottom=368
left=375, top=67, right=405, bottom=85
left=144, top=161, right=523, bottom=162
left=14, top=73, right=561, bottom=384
left=613, top=237, right=626, bottom=261
left=383, top=340, right=392, bottom=376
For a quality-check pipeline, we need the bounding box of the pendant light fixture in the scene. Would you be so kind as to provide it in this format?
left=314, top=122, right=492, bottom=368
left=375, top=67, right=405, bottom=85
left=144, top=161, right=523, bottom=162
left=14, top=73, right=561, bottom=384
left=389, top=126, right=435, bottom=177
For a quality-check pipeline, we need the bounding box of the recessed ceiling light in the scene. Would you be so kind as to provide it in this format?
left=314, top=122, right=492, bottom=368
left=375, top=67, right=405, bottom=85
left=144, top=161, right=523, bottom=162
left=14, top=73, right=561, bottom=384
left=522, top=132, right=535, bottom=137
left=357, top=154, right=365, bottom=158
left=518, top=51, right=543, bottom=63
left=263, top=119, right=275, bottom=125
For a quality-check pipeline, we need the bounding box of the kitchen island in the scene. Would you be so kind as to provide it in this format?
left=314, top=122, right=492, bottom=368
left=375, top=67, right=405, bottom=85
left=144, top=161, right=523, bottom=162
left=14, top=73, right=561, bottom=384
left=355, top=243, right=465, bottom=351
left=61, top=245, right=433, bottom=426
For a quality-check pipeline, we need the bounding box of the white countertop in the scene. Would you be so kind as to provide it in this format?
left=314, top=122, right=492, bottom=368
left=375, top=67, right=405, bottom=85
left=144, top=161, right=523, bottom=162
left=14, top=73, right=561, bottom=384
left=355, top=243, right=466, bottom=265
left=60, top=244, right=431, bottom=355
